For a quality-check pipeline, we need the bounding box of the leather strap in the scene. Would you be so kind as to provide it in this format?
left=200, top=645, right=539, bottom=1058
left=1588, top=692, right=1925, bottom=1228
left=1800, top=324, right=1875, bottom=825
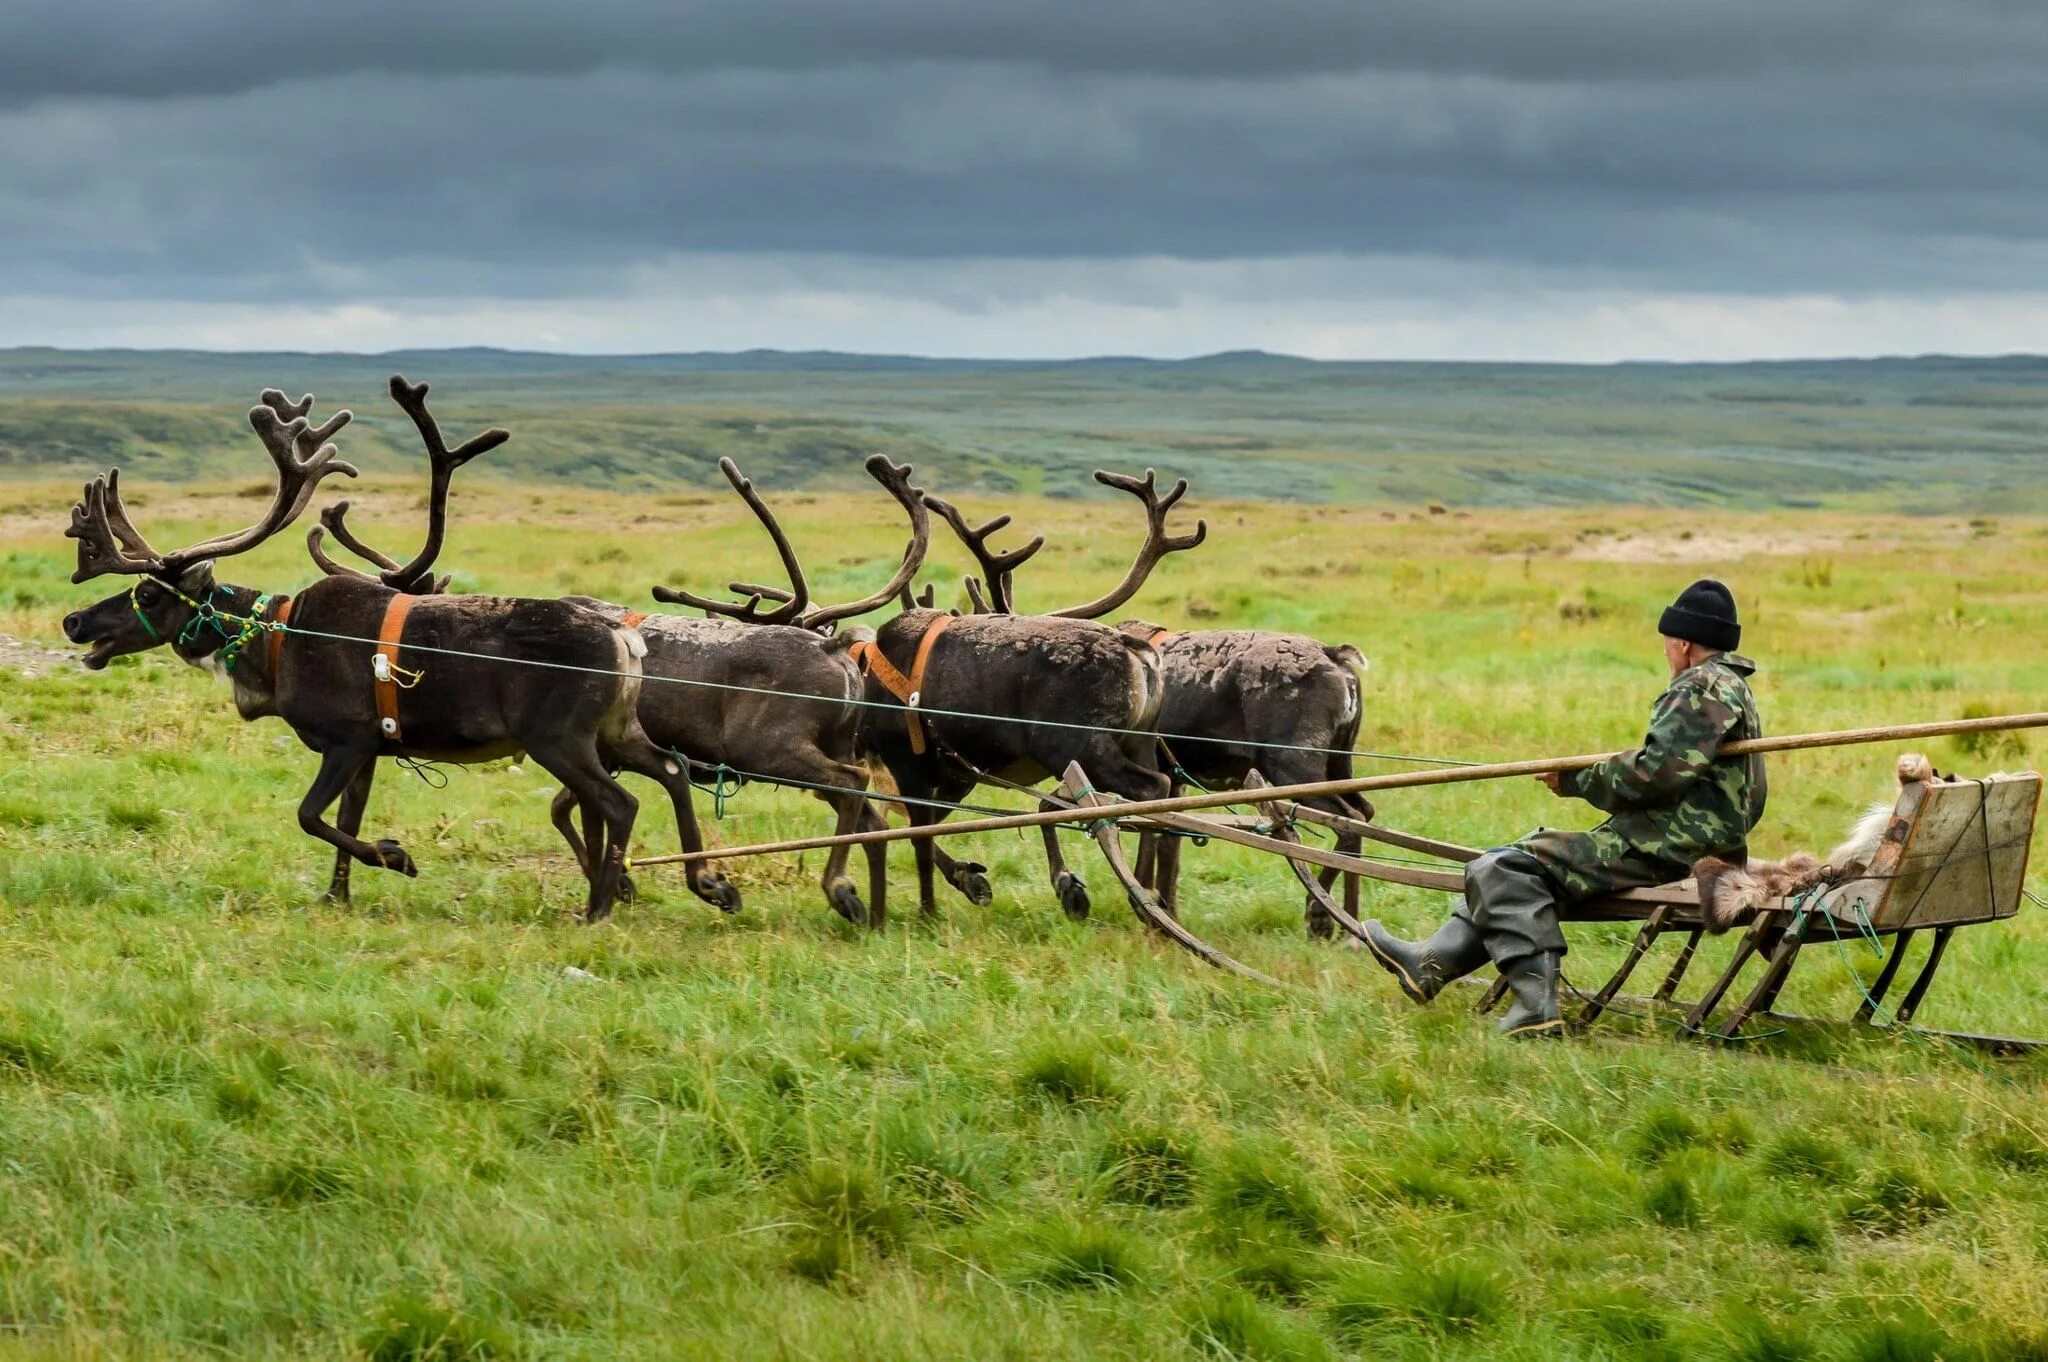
left=267, top=596, right=294, bottom=678
left=1147, top=627, right=1177, bottom=647
left=375, top=594, right=417, bottom=744
left=850, top=614, right=953, bottom=755
left=850, top=639, right=913, bottom=702
left=621, top=610, right=647, bottom=629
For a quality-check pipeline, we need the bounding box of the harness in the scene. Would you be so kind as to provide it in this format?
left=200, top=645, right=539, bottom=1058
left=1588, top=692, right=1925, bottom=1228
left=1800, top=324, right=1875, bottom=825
left=1146, top=627, right=1177, bottom=647
left=848, top=614, right=953, bottom=755
left=372, top=594, right=424, bottom=742
left=268, top=597, right=295, bottom=676
left=132, top=578, right=290, bottom=678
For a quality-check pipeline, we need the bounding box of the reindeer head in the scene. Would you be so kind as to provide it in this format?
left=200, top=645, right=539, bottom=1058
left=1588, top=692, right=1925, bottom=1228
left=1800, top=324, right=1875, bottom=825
left=63, top=397, right=357, bottom=669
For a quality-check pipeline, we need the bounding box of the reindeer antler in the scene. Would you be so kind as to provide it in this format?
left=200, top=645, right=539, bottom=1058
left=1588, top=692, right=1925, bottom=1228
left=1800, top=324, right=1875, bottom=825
left=921, top=492, right=1043, bottom=614
left=68, top=470, right=162, bottom=582
left=1044, top=469, right=1207, bottom=619
left=69, top=398, right=359, bottom=584
left=377, top=374, right=508, bottom=590
left=651, top=458, right=810, bottom=625
left=305, top=500, right=454, bottom=594
left=796, top=455, right=932, bottom=630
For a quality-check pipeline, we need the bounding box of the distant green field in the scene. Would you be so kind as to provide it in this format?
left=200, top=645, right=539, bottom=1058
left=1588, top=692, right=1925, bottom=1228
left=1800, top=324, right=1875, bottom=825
left=3, top=347, right=2045, bottom=510
left=3, top=468, right=2047, bottom=1358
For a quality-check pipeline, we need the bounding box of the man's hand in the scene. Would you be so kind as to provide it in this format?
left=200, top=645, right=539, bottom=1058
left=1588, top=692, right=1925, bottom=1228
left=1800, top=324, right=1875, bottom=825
left=1536, top=771, right=1568, bottom=796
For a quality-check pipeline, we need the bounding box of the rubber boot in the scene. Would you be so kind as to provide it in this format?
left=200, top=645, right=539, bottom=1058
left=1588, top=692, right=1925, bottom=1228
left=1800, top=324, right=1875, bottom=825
left=1497, top=951, right=1565, bottom=1038
left=1362, top=916, right=1488, bottom=1005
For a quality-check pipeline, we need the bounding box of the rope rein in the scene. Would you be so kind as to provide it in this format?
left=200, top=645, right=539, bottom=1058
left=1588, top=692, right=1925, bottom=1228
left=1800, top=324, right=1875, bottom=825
left=127, top=584, right=1475, bottom=769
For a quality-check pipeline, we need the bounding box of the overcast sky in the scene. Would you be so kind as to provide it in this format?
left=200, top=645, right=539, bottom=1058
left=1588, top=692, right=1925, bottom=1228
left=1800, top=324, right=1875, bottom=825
left=5, top=1, right=2046, bottom=360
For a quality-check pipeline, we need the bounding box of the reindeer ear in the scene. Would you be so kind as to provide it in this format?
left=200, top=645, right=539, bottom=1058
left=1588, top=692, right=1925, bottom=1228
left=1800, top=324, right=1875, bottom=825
left=176, top=560, right=217, bottom=594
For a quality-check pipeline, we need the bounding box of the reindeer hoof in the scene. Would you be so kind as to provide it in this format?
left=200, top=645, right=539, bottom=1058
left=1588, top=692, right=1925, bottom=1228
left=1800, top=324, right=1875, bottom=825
left=373, top=840, right=418, bottom=876
left=1054, top=871, right=1091, bottom=921
left=698, top=874, right=742, bottom=914
left=1305, top=902, right=1335, bottom=941
left=320, top=883, right=351, bottom=906
left=585, top=901, right=613, bottom=925
left=617, top=874, right=638, bottom=905
left=949, top=861, right=993, bottom=907
left=827, top=880, right=868, bottom=926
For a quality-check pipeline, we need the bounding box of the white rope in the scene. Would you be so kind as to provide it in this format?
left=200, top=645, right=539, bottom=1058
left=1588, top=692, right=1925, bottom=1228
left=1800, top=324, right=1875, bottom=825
left=234, top=613, right=1476, bottom=768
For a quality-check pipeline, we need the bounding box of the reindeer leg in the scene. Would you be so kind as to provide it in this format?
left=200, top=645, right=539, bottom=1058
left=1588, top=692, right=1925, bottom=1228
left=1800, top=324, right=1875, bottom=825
left=1041, top=801, right=1091, bottom=921
left=527, top=741, right=637, bottom=923
left=323, top=759, right=379, bottom=903
left=584, top=793, right=637, bottom=904
left=927, top=776, right=992, bottom=906
left=298, top=745, right=415, bottom=880
left=617, top=744, right=738, bottom=913
left=858, top=799, right=890, bottom=931
left=1154, top=832, right=1184, bottom=919
left=909, top=804, right=942, bottom=918
left=1134, top=831, right=1158, bottom=889
left=550, top=785, right=591, bottom=878
left=818, top=788, right=871, bottom=926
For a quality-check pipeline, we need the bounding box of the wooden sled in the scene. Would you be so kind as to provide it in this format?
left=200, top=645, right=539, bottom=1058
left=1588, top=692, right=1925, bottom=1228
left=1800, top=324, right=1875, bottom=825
left=1472, top=765, right=2043, bottom=1048
left=1127, top=758, right=2040, bottom=1049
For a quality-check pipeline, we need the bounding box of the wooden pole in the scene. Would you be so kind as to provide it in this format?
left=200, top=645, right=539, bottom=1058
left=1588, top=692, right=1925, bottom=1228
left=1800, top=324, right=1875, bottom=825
left=629, top=709, right=2048, bottom=869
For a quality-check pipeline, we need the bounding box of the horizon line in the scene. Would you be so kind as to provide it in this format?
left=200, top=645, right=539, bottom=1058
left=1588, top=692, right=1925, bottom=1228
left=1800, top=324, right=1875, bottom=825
left=4, top=343, right=2047, bottom=368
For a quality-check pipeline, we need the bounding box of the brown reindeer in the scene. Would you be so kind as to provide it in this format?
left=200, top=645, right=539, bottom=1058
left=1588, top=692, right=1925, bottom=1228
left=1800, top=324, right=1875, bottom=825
left=1114, top=623, right=1373, bottom=936
left=63, top=380, right=683, bottom=922
left=844, top=470, right=1204, bottom=920
left=627, top=454, right=932, bottom=925
left=315, top=450, right=925, bottom=926
left=937, top=476, right=1374, bottom=937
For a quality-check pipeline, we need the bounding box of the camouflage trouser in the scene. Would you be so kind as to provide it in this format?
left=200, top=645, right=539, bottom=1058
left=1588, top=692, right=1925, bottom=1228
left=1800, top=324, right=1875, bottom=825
left=1454, top=833, right=1686, bottom=967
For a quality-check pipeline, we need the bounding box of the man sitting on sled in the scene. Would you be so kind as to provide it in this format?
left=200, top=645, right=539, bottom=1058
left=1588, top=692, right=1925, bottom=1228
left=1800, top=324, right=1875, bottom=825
left=1363, top=579, right=1768, bottom=1037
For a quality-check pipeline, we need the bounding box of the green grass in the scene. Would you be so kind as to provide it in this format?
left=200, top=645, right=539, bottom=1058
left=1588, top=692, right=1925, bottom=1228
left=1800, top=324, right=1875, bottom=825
left=2, top=476, right=2048, bottom=1355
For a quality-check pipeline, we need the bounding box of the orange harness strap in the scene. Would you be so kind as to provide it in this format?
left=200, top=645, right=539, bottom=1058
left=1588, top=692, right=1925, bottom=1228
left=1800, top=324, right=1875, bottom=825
left=620, top=610, right=648, bottom=629
left=374, top=594, right=418, bottom=744
left=850, top=614, right=953, bottom=755
left=267, top=596, right=295, bottom=677
left=1147, top=627, right=1178, bottom=647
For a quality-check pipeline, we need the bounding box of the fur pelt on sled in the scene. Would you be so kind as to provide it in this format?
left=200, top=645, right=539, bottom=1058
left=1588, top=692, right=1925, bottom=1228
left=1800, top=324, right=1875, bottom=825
left=1690, top=753, right=1937, bottom=933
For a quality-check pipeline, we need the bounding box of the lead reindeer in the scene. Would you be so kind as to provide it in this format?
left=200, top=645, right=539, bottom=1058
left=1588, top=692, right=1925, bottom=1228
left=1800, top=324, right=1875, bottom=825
left=63, top=381, right=677, bottom=922
left=935, top=476, right=1373, bottom=937
left=315, top=448, right=927, bottom=926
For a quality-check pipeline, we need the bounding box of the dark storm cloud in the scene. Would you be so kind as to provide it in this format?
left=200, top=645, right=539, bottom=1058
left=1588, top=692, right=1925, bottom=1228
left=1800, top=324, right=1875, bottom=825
left=2, top=1, right=2046, bottom=308
left=7, top=0, right=2048, bottom=97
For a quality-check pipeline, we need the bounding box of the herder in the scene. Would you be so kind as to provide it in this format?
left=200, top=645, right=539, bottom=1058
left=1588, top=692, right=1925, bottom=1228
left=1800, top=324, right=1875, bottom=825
left=1363, top=579, right=1767, bottom=1037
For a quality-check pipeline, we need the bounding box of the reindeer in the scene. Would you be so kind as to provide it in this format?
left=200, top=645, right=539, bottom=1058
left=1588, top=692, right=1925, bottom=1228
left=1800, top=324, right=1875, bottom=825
left=314, top=446, right=928, bottom=927
left=839, top=470, right=1204, bottom=920
left=935, top=477, right=1374, bottom=937
left=1115, top=624, right=1373, bottom=936
left=62, top=380, right=688, bottom=922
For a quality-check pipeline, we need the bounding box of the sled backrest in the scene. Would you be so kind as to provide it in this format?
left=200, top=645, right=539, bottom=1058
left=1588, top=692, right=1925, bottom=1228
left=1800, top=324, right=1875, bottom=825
left=1824, top=770, right=2042, bottom=932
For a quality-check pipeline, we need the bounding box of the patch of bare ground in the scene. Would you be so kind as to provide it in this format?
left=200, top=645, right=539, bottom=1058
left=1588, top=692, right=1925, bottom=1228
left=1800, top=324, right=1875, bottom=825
left=0, top=633, right=76, bottom=676
left=1568, top=529, right=1848, bottom=563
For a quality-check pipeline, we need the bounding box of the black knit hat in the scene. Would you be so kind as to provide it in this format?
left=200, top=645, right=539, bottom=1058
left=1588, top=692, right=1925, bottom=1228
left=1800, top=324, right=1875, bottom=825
left=1659, top=578, right=1740, bottom=652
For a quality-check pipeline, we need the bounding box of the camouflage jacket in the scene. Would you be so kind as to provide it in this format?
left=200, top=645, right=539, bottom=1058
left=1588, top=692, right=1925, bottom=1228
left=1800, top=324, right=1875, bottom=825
left=1519, top=653, right=1768, bottom=899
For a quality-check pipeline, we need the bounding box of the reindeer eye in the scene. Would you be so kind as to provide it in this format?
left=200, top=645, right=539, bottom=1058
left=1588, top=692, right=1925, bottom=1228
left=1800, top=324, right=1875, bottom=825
left=137, top=583, right=161, bottom=605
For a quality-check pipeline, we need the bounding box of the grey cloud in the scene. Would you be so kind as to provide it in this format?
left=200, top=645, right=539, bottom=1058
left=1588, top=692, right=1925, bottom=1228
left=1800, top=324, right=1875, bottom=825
left=4, top=0, right=2048, bottom=105
left=2, top=1, right=2047, bottom=330
left=3, top=59, right=2046, bottom=299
